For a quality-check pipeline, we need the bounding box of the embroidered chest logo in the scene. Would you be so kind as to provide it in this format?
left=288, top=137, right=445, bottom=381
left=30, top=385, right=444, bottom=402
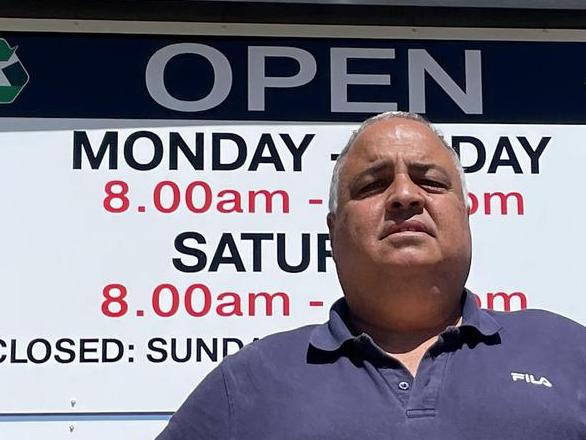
left=511, top=372, right=552, bottom=388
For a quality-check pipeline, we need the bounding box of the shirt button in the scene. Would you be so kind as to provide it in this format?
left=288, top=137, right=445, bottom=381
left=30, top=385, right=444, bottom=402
left=398, top=381, right=410, bottom=390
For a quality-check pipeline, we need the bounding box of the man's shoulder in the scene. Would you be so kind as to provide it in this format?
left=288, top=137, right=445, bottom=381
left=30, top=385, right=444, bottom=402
left=223, top=323, right=321, bottom=370
left=252, top=323, right=321, bottom=353
left=486, top=307, right=586, bottom=342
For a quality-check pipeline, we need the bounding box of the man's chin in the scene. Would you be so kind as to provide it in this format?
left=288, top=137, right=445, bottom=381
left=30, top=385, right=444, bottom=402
left=376, top=248, right=441, bottom=268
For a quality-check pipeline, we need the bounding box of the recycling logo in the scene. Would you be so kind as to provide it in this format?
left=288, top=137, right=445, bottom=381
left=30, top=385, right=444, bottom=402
left=0, top=39, right=28, bottom=104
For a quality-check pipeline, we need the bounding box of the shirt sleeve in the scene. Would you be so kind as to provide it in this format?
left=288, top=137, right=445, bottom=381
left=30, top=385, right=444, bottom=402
left=155, top=363, right=232, bottom=440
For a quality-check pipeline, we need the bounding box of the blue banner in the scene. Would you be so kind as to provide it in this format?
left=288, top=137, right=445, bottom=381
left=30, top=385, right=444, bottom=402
left=0, top=32, right=584, bottom=122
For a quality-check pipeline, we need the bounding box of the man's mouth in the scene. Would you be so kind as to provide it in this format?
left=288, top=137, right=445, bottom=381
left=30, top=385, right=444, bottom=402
left=381, top=220, right=434, bottom=238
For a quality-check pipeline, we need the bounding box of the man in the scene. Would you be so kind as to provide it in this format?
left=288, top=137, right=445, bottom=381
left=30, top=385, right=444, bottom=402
left=157, top=112, right=586, bottom=440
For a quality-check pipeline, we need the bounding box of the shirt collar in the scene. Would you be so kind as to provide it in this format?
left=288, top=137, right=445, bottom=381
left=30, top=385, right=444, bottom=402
left=459, top=288, right=503, bottom=336
left=309, top=297, right=356, bottom=351
left=309, top=289, right=503, bottom=352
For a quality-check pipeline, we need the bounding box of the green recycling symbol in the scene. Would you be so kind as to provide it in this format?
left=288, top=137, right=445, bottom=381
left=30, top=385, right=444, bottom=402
left=0, top=39, right=28, bottom=104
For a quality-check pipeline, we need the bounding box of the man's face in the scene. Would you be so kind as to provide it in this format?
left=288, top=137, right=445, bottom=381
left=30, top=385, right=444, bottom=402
left=328, top=118, right=471, bottom=286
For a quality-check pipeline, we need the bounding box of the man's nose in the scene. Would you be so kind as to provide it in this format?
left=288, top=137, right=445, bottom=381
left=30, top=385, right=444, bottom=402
left=384, top=175, right=425, bottom=213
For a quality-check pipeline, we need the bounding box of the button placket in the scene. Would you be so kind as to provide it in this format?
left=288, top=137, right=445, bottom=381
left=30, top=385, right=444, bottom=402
left=405, top=350, right=452, bottom=419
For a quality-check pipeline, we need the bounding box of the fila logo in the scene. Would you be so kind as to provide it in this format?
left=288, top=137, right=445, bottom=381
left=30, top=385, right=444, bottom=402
left=511, top=372, right=552, bottom=388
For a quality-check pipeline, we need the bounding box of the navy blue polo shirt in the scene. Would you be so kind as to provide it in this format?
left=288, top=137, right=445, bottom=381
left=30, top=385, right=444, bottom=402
left=157, top=291, right=586, bottom=440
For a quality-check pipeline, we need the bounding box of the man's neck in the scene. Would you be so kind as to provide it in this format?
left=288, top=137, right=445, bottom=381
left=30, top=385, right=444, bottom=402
left=352, top=311, right=461, bottom=352
left=348, top=288, right=463, bottom=376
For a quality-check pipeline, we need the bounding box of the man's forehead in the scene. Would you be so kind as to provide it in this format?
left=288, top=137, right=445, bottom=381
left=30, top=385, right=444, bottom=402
left=345, top=118, right=451, bottom=166
left=355, top=117, right=441, bottom=144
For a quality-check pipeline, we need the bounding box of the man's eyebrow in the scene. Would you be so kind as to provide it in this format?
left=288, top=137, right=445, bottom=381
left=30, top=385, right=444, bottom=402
left=348, top=160, right=452, bottom=188
left=409, top=162, right=450, bottom=178
left=349, top=161, right=392, bottom=186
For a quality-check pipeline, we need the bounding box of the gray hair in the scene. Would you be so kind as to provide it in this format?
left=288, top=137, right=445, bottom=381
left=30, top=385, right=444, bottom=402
left=328, top=111, right=468, bottom=213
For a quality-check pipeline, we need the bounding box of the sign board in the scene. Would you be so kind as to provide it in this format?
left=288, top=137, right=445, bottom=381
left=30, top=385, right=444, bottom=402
left=1, top=23, right=585, bottom=439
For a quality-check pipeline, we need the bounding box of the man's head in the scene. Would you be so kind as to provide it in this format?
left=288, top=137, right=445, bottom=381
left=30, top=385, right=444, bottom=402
left=327, top=112, right=471, bottom=328
left=329, top=111, right=467, bottom=213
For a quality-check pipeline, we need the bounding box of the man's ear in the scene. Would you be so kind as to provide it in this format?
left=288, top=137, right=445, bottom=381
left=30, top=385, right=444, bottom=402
left=327, top=212, right=336, bottom=257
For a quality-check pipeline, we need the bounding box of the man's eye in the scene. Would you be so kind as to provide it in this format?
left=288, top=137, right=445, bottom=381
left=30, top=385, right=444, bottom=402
left=360, top=181, right=386, bottom=194
left=419, top=179, right=447, bottom=190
